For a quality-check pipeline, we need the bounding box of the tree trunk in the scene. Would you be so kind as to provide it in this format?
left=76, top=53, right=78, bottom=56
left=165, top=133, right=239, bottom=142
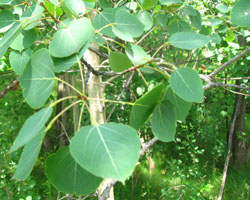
left=232, top=94, right=249, bottom=168
left=84, top=45, right=114, bottom=200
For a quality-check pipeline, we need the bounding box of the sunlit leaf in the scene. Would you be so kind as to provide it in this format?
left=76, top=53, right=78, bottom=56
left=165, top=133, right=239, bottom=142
left=125, top=44, right=151, bottom=65
left=169, top=32, right=210, bottom=50
left=70, top=123, right=140, bottom=182
left=231, top=0, right=250, bottom=28
left=62, top=0, right=85, bottom=16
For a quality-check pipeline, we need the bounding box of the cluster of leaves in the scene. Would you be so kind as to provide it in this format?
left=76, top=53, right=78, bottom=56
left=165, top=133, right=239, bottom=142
left=0, top=0, right=249, bottom=197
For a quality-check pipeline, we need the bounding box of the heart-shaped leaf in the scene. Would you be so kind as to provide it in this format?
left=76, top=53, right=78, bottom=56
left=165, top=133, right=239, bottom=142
left=0, top=10, right=15, bottom=33
left=125, top=44, right=151, bottom=65
left=112, top=9, right=144, bottom=42
left=162, top=86, right=192, bottom=121
left=10, top=107, right=52, bottom=153
left=109, top=52, right=132, bottom=72
left=19, top=49, right=55, bottom=109
left=49, top=18, right=94, bottom=58
left=170, top=68, right=203, bottom=103
left=231, top=0, right=250, bottom=28
left=130, top=83, right=164, bottom=130
left=152, top=100, right=176, bottom=142
left=70, top=123, right=140, bottom=182
left=169, top=32, right=210, bottom=50
left=10, top=29, right=37, bottom=52
left=45, top=146, right=102, bottom=195
left=9, top=49, right=31, bottom=75
left=13, top=127, right=45, bottom=181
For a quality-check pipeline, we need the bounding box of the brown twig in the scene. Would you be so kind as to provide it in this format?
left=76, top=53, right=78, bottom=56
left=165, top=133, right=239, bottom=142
left=0, top=80, right=19, bottom=98
left=208, top=47, right=250, bottom=79
left=40, top=2, right=60, bottom=24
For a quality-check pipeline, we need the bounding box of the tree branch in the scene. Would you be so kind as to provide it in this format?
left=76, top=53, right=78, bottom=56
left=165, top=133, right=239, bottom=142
left=0, top=80, right=19, bottom=98
left=208, top=47, right=250, bottom=79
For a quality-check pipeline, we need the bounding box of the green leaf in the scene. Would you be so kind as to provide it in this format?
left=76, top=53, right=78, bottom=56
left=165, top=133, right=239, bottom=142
left=155, top=14, right=168, bottom=26
left=170, top=68, right=203, bottom=103
left=0, top=22, right=22, bottom=58
left=142, top=0, right=158, bottom=10
left=49, top=18, right=94, bottom=58
left=160, top=0, right=182, bottom=5
left=13, top=127, right=45, bottom=181
left=70, top=123, right=141, bottom=182
left=137, top=11, right=153, bottom=31
left=209, top=18, right=222, bottom=27
left=112, top=9, right=145, bottom=42
left=169, top=32, right=210, bottom=50
left=9, top=49, right=31, bottom=75
left=189, top=10, right=202, bottom=30
left=181, top=6, right=197, bottom=16
left=152, top=100, right=176, bottom=142
left=53, top=36, right=92, bottom=73
left=99, top=0, right=112, bottom=8
left=109, top=52, right=132, bottom=72
left=225, top=31, right=235, bottom=42
left=45, top=146, right=102, bottom=195
left=0, top=0, right=13, bottom=4
left=19, top=49, right=55, bottom=109
left=62, top=0, right=85, bottom=16
left=20, top=3, right=44, bottom=30
left=231, top=0, right=250, bottom=28
left=125, top=44, right=151, bottom=65
left=0, top=10, right=15, bottom=33
left=130, top=83, right=164, bottom=130
left=167, top=21, right=191, bottom=35
left=10, top=29, right=37, bottom=52
left=93, top=8, right=118, bottom=37
left=44, top=2, right=63, bottom=17
left=162, top=86, right=192, bottom=121
left=10, top=107, right=52, bottom=153
left=216, top=3, right=229, bottom=13
left=210, top=33, right=221, bottom=44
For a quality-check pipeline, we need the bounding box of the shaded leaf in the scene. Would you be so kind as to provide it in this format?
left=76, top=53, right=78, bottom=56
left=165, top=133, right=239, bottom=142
left=231, top=0, right=250, bottom=28
left=9, top=49, right=31, bottom=75
left=46, top=146, right=102, bottom=195
left=13, top=127, right=45, bottom=181
left=0, top=10, right=15, bottom=33
left=49, top=18, right=94, bottom=58
left=170, top=68, right=203, bottom=103
left=70, top=123, right=140, bottom=182
left=189, top=9, right=202, bottom=30
left=167, top=21, right=191, bottom=35
left=10, top=107, right=52, bottom=153
left=109, top=52, right=132, bottom=72
left=162, top=86, right=192, bottom=121
left=169, top=32, right=210, bottom=50
left=10, top=29, right=37, bottom=52
left=19, top=49, right=54, bottom=109
left=130, top=83, right=164, bottom=130
left=152, top=100, right=176, bottom=142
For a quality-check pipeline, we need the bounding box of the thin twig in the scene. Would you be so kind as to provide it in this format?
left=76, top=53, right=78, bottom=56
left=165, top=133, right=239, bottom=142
left=136, top=25, right=158, bottom=45
left=40, top=2, right=60, bottom=24
left=0, top=80, right=19, bottom=98
left=89, top=47, right=109, bottom=59
left=218, top=95, right=241, bottom=200
left=209, top=47, right=250, bottom=79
